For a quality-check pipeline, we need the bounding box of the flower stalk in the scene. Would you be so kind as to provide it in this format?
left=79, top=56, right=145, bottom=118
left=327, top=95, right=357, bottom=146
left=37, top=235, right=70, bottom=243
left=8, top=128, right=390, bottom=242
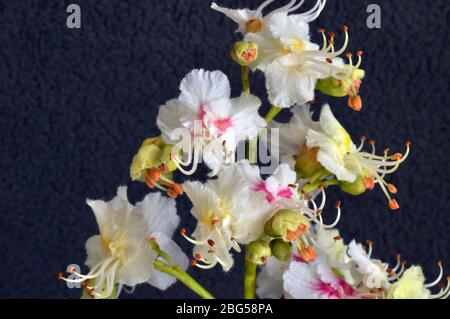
left=154, top=261, right=215, bottom=299
left=244, top=250, right=257, bottom=299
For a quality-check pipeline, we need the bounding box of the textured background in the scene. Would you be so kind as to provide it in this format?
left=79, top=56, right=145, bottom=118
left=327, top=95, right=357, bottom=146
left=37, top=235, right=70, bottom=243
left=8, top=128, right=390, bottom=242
left=0, top=0, right=448, bottom=299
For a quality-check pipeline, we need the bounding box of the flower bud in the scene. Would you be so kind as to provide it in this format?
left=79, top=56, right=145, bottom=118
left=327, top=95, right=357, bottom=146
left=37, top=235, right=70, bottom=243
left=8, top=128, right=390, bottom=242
left=265, top=210, right=310, bottom=242
left=270, top=239, right=293, bottom=261
left=339, top=176, right=367, bottom=196
left=230, top=41, right=259, bottom=66
left=130, top=137, right=178, bottom=182
left=245, top=240, right=272, bottom=265
left=294, top=146, right=324, bottom=179
left=316, top=67, right=365, bottom=98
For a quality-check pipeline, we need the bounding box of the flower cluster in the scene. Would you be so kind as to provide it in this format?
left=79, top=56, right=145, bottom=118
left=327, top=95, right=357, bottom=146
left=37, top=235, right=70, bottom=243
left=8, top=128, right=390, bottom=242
left=59, top=0, right=446, bottom=300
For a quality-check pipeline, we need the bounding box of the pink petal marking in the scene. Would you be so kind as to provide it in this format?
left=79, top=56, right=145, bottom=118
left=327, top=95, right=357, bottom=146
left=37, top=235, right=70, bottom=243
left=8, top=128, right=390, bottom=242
left=214, top=117, right=233, bottom=133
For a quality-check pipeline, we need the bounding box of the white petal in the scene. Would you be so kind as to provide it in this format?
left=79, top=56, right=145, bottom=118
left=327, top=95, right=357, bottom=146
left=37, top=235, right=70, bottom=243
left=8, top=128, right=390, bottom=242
left=85, top=235, right=109, bottom=270
left=148, top=232, right=189, bottom=290
left=157, top=98, right=189, bottom=144
left=265, top=62, right=318, bottom=108
left=319, top=104, right=353, bottom=147
left=136, top=192, right=180, bottom=238
left=211, top=3, right=257, bottom=33
left=179, top=69, right=231, bottom=106
left=283, top=261, right=319, bottom=299
left=256, top=258, right=289, bottom=299
left=272, top=163, right=297, bottom=185
left=269, top=12, right=311, bottom=45
left=183, top=181, right=221, bottom=221
left=230, top=93, right=266, bottom=141
left=116, top=243, right=158, bottom=287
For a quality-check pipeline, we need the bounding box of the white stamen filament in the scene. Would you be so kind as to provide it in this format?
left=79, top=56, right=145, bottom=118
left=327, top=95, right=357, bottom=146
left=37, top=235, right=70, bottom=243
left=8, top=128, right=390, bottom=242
left=431, top=279, right=450, bottom=299
left=424, top=263, right=444, bottom=288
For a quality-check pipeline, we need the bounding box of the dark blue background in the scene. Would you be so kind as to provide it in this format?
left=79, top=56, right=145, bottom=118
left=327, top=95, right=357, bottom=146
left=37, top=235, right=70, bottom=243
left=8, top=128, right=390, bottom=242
left=0, top=0, right=448, bottom=298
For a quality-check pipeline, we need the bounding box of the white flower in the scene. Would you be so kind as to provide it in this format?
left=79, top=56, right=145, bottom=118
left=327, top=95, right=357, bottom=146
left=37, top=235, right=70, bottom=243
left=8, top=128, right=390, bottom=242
left=212, top=0, right=326, bottom=34
left=157, top=69, right=266, bottom=176
left=60, top=187, right=188, bottom=298
left=264, top=104, right=319, bottom=168
left=306, top=104, right=411, bottom=209
left=283, top=256, right=359, bottom=299
left=243, top=10, right=353, bottom=108
left=181, top=162, right=272, bottom=271
left=347, top=240, right=390, bottom=290
left=256, top=257, right=290, bottom=299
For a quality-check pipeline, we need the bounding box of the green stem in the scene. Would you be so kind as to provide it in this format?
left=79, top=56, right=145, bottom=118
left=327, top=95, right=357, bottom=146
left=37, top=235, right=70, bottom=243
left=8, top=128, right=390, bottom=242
left=264, top=106, right=282, bottom=123
left=242, top=66, right=250, bottom=94
left=154, top=260, right=215, bottom=299
left=243, top=248, right=257, bottom=299
left=299, top=179, right=339, bottom=195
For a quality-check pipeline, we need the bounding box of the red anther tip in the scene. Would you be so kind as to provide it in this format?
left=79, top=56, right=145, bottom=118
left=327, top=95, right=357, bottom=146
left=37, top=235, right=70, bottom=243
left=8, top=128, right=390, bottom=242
left=328, top=32, right=335, bottom=37
left=396, top=253, right=401, bottom=260
left=211, top=219, right=219, bottom=226
left=346, top=51, right=353, bottom=58
left=288, top=184, right=298, bottom=189
left=57, top=272, right=63, bottom=280
left=439, top=284, right=446, bottom=290
left=369, top=140, right=376, bottom=145
left=328, top=40, right=335, bottom=45
left=179, top=228, right=186, bottom=235
left=326, top=58, right=333, bottom=64
left=334, top=236, right=342, bottom=241
left=357, top=50, right=363, bottom=56
left=194, top=253, right=202, bottom=260
left=384, top=148, right=390, bottom=154
left=342, top=25, right=349, bottom=31
left=317, top=28, right=326, bottom=33
left=69, top=266, right=75, bottom=274
left=335, top=201, right=342, bottom=209
left=366, top=240, right=374, bottom=245
left=190, top=260, right=197, bottom=266
left=207, top=239, right=215, bottom=246
left=389, top=199, right=400, bottom=210
left=405, top=141, right=412, bottom=147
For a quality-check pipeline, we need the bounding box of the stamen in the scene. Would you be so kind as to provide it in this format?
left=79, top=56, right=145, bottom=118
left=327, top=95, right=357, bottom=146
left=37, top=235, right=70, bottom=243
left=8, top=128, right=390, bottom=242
left=179, top=228, right=207, bottom=245
left=425, top=261, right=444, bottom=288
left=389, top=199, right=400, bottom=211
left=365, top=240, right=373, bottom=257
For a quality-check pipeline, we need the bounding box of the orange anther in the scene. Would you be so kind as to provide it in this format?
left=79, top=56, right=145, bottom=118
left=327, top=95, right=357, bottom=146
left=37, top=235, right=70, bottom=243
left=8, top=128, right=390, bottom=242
left=391, top=153, right=403, bottom=160
left=208, top=239, right=215, bottom=246
left=334, top=236, right=342, bottom=241
left=335, top=201, right=342, bottom=209
left=363, top=176, right=375, bottom=190
left=69, top=266, right=75, bottom=274
left=148, top=169, right=161, bottom=182
left=317, top=28, right=326, bottom=33
left=286, top=224, right=308, bottom=241
left=405, top=141, right=412, bottom=147
left=299, top=245, right=316, bottom=263
left=171, top=183, right=184, bottom=195
left=211, top=219, right=220, bottom=226
left=326, top=58, right=333, bottom=64
left=179, top=228, right=186, bottom=236
left=167, top=189, right=178, bottom=199
left=328, top=32, right=335, bottom=37
left=194, top=253, right=202, bottom=260
left=389, top=199, right=400, bottom=210
left=190, top=260, right=197, bottom=266
left=388, top=183, right=398, bottom=194
left=208, top=250, right=215, bottom=254
left=57, top=272, right=63, bottom=280
left=396, top=253, right=401, bottom=260
left=145, top=178, right=156, bottom=190
left=384, top=148, right=390, bottom=154
left=360, top=136, right=367, bottom=141
left=342, top=25, right=349, bottom=31
left=369, top=139, right=376, bottom=146
left=288, top=184, right=298, bottom=189
left=366, top=240, right=374, bottom=245
left=357, top=50, right=363, bottom=56
left=346, top=51, right=353, bottom=58
left=348, top=95, right=362, bottom=111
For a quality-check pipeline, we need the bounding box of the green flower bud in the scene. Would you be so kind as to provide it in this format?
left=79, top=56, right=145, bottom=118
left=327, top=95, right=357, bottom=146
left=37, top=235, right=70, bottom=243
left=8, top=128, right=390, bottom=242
left=339, top=176, right=367, bottom=195
left=270, top=239, right=293, bottom=261
left=316, top=67, right=365, bottom=98
left=130, top=137, right=179, bottom=182
left=245, top=240, right=272, bottom=265
left=230, top=41, right=259, bottom=66
left=265, top=210, right=310, bottom=242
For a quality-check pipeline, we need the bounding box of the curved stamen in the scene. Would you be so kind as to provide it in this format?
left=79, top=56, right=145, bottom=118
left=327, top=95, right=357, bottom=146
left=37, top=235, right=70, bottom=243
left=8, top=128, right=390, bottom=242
left=255, top=0, right=276, bottom=17
left=180, top=228, right=208, bottom=246
left=324, top=201, right=342, bottom=229
left=392, top=254, right=402, bottom=273
left=431, top=278, right=450, bottom=299
left=425, top=262, right=444, bottom=288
